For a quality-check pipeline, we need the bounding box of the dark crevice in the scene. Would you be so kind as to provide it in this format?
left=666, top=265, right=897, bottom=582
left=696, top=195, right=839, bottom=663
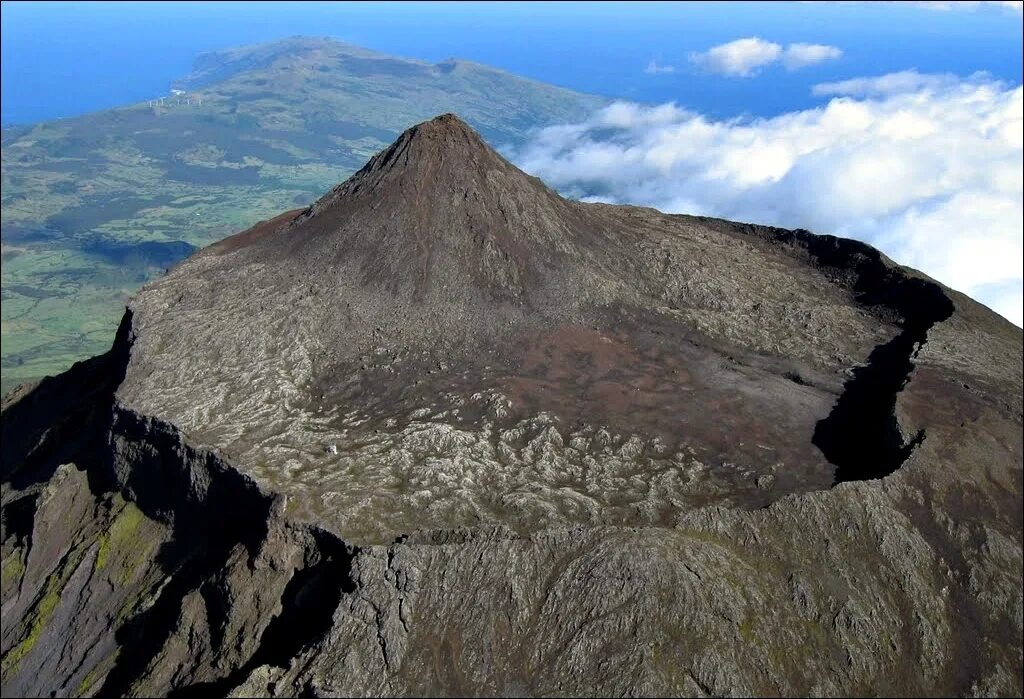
left=247, top=530, right=356, bottom=668
left=812, top=270, right=953, bottom=482
left=0, top=494, right=38, bottom=546
left=715, top=221, right=957, bottom=484
left=814, top=322, right=927, bottom=482
left=794, top=248, right=954, bottom=483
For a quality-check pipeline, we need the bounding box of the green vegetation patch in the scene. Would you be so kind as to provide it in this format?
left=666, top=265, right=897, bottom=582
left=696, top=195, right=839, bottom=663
left=76, top=667, right=102, bottom=698
left=95, top=500, right=145, bottom=573
left=1, top=549, right=26, bottom=587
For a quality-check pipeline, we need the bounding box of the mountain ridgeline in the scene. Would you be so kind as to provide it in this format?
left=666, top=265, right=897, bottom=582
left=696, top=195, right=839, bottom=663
left=1, top=115, right=1021, bottom=697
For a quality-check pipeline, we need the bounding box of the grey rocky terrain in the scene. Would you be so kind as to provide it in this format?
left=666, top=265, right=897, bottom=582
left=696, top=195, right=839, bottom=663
left=2, top=114, right=1021, bottom=697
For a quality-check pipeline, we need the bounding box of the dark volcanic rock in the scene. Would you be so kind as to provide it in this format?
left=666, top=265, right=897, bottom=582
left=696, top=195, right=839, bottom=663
left=2, top=114, right=1021, bottom=697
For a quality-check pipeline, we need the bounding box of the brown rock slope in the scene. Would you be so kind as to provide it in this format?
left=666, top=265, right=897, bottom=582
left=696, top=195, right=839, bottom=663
left=2, top=114, right=1021, bottom=697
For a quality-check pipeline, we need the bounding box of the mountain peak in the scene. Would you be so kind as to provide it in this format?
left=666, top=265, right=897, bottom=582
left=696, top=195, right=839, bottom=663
left=411, top=112, right=476, bottom=135
left=248, top=113, right=576, bottom=307
left=345, top=112, right=508, bottom=187
left=298, top=112, right=565, bottom=242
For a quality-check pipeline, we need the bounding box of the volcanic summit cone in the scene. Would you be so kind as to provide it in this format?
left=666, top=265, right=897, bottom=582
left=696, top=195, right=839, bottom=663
left=2, top=114, right=1021, bottom=697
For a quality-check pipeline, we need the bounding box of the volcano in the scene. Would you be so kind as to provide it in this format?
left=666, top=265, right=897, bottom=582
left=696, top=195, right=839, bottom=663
left=2, top=115, right=1021, bottom=697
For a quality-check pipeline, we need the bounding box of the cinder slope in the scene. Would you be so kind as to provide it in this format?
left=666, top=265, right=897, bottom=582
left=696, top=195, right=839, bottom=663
left=1, top=115, right=1021, bottom=697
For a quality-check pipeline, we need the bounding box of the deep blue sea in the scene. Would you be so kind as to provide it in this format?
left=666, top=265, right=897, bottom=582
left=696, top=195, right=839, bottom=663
left=2, top=1, right=1021, bottom=125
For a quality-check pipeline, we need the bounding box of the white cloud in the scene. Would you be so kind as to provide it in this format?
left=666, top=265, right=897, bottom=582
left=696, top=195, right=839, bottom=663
left=783, top=43, right=844, bottom=70
left=644, top=60, right=677, bottom=75
left=691, top=37, right=843, bottom=77
left=513, top=74, right=1024, bottom=326
left=690, top=38, right=784, bottom=77
left=812, top=70, right=992, bottom=96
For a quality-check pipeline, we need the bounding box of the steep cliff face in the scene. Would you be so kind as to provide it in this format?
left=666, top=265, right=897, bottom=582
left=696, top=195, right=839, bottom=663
left=2, top=115, right=1021, bottom=697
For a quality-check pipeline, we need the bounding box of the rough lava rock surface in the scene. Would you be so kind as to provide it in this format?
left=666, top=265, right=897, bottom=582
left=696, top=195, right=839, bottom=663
left=2, top=114, right=1021, bottom=697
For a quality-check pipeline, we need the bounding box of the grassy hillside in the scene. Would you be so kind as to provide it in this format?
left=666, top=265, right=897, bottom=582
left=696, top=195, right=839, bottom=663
left=1, top=37, right=605, bottom=394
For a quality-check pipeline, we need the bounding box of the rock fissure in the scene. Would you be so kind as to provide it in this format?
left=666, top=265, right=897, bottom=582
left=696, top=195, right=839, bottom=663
left=812, top=278, right=954, bottom=483
left=720, top=221, right=956, bottom=483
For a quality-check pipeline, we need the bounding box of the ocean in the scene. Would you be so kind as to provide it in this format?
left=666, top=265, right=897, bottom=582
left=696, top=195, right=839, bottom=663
left=2, top=1, right=1021, bottom=125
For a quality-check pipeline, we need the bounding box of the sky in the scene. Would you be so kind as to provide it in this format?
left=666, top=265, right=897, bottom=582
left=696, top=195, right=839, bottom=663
left=1, top=0, right=1022, bottom=324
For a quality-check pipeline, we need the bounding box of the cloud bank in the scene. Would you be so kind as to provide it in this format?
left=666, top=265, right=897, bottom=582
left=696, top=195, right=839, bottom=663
left=513, top=74, right=1023, bottom=326
left=690, top=38, right=842, bottom=77
left=811, top=70, right=980, bottom=96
